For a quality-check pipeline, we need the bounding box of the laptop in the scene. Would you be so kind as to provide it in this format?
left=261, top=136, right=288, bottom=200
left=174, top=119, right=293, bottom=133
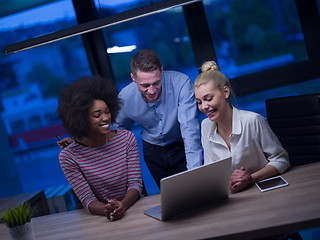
left=144, top=157, right=232, bottom=221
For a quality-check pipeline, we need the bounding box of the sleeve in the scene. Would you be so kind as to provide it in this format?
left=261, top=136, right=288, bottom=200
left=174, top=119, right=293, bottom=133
left=177, top=77, right=204, bottom=169
left=125, top=131, right=143, bottom=195
left=256, top=115, right=290, bottom=173
left=59, top=150, right=97, bottom=211
left=112, top=91, right=135, bottom=130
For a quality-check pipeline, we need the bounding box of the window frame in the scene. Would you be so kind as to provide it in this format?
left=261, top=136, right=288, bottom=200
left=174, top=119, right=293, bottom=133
left=3, top=0, right=320, bottom=96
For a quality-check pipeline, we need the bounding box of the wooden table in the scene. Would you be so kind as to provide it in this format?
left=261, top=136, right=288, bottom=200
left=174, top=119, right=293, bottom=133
left=1, top=162, right=319, bottom=240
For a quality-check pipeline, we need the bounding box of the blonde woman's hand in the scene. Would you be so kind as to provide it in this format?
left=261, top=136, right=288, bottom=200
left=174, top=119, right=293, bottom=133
left=230, top=167, right=253, bottom=192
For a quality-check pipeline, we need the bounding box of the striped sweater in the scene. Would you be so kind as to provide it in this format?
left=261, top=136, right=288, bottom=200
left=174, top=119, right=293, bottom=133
left=59, top=129, right=143, bottom=210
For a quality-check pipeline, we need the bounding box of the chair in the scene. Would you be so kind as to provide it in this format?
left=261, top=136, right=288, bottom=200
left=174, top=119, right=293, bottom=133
left=265, top=93, right=320, bottom=166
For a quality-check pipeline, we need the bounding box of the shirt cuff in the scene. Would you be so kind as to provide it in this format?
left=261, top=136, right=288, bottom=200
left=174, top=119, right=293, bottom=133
left=268, top=160, right=290, bottom=174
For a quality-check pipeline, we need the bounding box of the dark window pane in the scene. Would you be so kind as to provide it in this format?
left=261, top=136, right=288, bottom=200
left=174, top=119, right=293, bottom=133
left=45, top=111, right=59, bottom=125
left=103, top=6, right=198, bottom=87
left=95, top=0, right=167, bottom=16
left=28, top=115, right=42, bottom=130
left=203, top=0, right=308, bottom=78
left=10, top=120, right=25, bottom=134
left=235, top=78, right=320, bottom=118
left=0, top=0, right=77, bottom=42
left=0, top=2, right=91, bottom=196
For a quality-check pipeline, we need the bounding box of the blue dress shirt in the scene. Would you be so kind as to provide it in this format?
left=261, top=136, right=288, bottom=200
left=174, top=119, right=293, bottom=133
left=114, top=70, right=203, bottom=169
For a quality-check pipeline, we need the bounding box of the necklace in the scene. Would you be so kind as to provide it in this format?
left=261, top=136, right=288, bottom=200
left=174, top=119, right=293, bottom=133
left=75, top=139, right=108, bottom=160
left=76, top=131, right=116, bottom=148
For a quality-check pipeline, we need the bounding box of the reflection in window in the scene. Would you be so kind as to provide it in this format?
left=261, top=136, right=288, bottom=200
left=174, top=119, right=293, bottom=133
left=0, top=1, right=91, bottom=196
left=203, top=0, right=308, bottom=78
left=45, top=111, right=59, bottom=125
left=103, top=6, right=198, bottom=88
left=235, top=78, right=320, bottom=118
left=95, top=0, right=167, bottom=16
left=28, top=115, right=42, bottom=130
left=0, top=0, right=77, bottom=42
left=10, top=120, right=25, bottom=134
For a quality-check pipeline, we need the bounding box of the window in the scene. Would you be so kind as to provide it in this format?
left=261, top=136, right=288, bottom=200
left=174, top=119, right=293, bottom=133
left=9, top=120, right=25, bottom=134
left=103, top=6, right=199, bottom=87
left=0, top=1, right=91, bottom=197
left=95, top=0, right=168, bottom=16
left=203, top=0, right=308, bottom=78
left=234, top=77, right=320, bottom=118
left=45, top=111, right=59, bottom=125
left=0, top=0, right=77, bottom=42
left=28, top=115, right=42, bottom=130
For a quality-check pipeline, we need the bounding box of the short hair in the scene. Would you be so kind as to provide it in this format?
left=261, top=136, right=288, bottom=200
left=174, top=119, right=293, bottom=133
left=57, top=75, right=121, bottom=140
left=130, top=49, right=162, bottom=77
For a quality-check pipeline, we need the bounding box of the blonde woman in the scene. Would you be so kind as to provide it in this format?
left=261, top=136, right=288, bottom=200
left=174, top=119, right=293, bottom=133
left=194, top=61, right=290, bottom=192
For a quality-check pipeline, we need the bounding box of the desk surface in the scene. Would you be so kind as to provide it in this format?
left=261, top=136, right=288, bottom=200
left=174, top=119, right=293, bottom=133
left=1, top=162, right=320, bottom=240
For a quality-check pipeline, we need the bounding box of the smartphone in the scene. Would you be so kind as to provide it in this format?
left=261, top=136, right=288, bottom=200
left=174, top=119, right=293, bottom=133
left=56, top=135, right=69, bottom=148
left=56, top=135, right=62, bottom=141
left=255, top=176, right=289, bottom=192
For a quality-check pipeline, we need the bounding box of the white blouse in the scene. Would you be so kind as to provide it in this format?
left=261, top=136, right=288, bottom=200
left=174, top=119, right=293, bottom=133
left=201, top=107, right=290, bottom=174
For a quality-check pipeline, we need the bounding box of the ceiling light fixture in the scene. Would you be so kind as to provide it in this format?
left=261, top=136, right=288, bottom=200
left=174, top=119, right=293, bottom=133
left=4, top=0, right=200, bottom=54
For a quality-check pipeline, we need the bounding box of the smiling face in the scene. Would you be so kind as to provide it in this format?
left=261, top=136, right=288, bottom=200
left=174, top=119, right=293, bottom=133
left=194, top=81, right=231, bottom=123
left=131, top=68, right=163, bottom=103
left=88, top=99, right=111, bottom=137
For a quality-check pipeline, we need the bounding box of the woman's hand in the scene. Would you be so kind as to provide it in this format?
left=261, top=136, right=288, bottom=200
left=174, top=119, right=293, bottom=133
left=230, top=167, right=253, bottom=193
left=105, top=199, right=126, bottom=221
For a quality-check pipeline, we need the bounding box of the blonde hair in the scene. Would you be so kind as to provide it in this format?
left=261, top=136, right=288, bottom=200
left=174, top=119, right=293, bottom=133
left=194, top=61, right=231, bottom=93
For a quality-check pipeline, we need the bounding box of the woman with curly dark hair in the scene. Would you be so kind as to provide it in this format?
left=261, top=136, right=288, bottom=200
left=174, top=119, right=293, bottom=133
left=57, top=75, right=143, bottom=221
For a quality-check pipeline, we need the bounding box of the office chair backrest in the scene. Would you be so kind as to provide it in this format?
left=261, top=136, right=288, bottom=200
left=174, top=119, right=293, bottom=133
left=265, top=93, right=320, bottom=166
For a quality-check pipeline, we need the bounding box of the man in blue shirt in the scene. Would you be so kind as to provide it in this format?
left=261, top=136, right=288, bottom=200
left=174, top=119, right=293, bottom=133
left=57, top=49, right=203, bottom=188
left=114, top=49, right=203, bottom=187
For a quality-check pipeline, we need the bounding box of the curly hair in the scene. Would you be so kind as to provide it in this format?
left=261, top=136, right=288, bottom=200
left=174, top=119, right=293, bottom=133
left=57, top=75, right=121, bottom=140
